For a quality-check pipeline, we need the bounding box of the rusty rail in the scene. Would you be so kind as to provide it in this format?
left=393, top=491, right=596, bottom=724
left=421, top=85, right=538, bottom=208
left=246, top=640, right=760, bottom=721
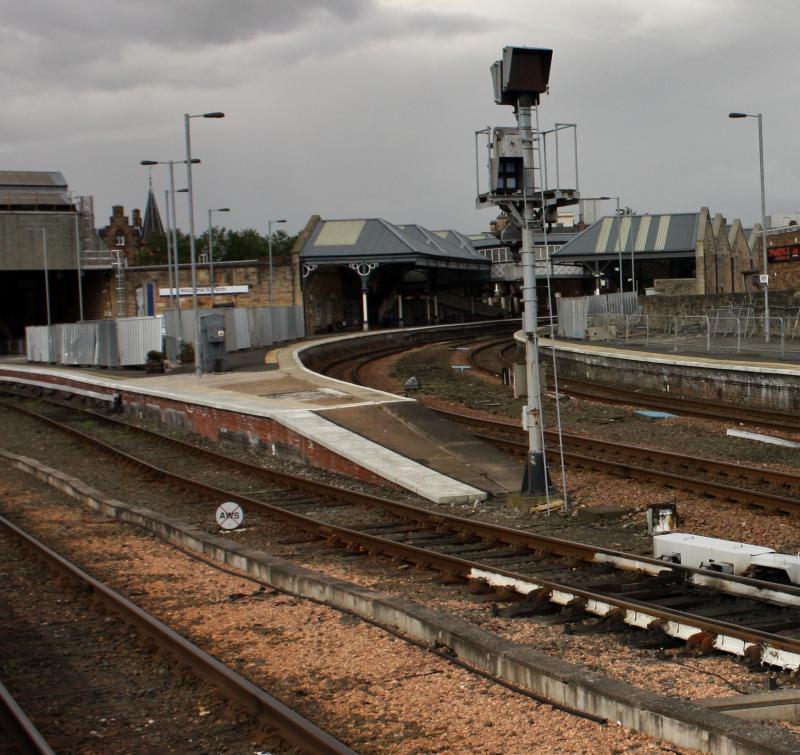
left=6, top=396, right=800, bottom=669
left=0, top=515, right=356, bottom=755
left=433, top=408, right=800, bottom=515
left=548, top=375, right=800, bottom=434
left=0, top=679, right=55, bottom=755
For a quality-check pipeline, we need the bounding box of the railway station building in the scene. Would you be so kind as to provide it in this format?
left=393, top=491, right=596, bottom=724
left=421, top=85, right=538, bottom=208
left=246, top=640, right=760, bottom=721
left=552, top=207, right=762, bottom=297
left=295, top=215, right=590, bottom=334
left=0, top=171, right=104, bottom=351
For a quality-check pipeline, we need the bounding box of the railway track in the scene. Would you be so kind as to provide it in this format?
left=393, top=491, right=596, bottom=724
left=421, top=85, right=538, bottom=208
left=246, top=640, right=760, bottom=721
left=0, top=512, right=355, bottom=755
left=548, top=373, right=800, bottom=435
left=5, top=395, right=800, bottom=673
left=0, top=678, right=53, bottom=755
left=324, top=336, right=800, bottom=514
left=463, top=335, right=800, bottom=434
left=431, top=408, right=800, bottom=515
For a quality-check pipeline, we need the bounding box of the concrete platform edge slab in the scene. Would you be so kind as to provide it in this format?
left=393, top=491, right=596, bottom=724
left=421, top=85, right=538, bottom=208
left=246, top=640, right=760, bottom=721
left=4, top=447, right=796, bottom=755
left=280, top=410, right=487, bottom=504
left=0, top=364, right=486, bottom=503
left=531, top=334, right=800, bottom=377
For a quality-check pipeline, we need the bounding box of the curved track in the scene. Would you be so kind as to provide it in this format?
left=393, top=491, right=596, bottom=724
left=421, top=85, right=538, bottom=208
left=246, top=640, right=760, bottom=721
left=461, top=335, right=800, bottom=435
left=5, top=394, right=800, bottom=672
left=433, top=408, right=800, bottom=515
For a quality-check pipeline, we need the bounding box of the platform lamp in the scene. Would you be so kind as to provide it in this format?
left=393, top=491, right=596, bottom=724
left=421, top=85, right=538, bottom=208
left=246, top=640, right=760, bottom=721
left=207, top=207, right=230, bottom=304
left=729, top=112, right=769, bottom=343
left=184, top=111, right=225, bottom=376
left=267, top=219, right=287, bottom=305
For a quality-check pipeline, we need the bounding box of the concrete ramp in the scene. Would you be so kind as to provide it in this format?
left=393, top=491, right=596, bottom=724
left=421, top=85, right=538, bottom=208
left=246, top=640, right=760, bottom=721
left=318, top=401, right=522, bottom=496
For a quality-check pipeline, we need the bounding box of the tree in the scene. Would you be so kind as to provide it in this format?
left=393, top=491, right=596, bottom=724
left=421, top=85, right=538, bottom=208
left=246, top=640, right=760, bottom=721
left=136, top=226, right=299, bottom=266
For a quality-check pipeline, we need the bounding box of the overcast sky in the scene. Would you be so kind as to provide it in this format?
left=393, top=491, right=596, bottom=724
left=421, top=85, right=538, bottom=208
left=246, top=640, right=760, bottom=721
left=2, top=0, right=797, bottom=236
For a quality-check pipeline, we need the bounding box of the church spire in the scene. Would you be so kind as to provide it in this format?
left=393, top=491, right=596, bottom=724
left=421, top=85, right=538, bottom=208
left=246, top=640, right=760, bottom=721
left=141, top=176, right=164, bottom=242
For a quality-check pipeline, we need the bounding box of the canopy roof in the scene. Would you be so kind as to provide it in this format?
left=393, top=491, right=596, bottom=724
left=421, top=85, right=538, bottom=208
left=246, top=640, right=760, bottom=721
left=300, top=218, right=492, bottom=271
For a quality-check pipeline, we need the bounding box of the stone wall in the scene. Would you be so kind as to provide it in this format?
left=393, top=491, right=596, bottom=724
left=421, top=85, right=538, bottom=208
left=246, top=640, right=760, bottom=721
left=770, top=260, right=800, bottom=290
left=123, top=259, right=299, bottom=316
left=547, top=346, right=800, bottom=412
left=641, top=289, right=798, bottom=318
left=654, top=209, right=761, bottom=296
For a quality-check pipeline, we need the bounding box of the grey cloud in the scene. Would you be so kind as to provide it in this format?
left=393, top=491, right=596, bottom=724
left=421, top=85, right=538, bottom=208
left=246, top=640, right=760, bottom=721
left=0, top=0, right=488, bottom=94
left=0, top=0, right=371, bottom=49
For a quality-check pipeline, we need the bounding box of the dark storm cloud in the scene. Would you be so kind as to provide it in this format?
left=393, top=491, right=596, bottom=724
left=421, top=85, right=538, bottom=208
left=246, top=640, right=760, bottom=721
left=0, top=0, right=486, bottom=94
left=0, top=0, right=370, bottom=49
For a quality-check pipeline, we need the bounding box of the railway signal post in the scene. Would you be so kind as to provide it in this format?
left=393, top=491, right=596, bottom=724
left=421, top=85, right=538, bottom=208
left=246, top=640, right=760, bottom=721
left=477, top=46, right=579, bottom=504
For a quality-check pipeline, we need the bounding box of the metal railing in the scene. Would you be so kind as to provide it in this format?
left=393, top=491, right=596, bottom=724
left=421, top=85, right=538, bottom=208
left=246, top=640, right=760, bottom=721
left=585, top=312, right=800, bottom=360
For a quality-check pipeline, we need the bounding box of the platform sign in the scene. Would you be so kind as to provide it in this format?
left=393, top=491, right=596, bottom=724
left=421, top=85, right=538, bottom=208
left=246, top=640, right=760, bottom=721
left=216, top=502, right=245, bottom=530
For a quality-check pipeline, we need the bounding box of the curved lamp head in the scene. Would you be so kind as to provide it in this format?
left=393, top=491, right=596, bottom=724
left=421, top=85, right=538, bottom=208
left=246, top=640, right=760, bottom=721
left=728, top=112, right=749, bottom=119
left=203, top=112, right=225, bottom=118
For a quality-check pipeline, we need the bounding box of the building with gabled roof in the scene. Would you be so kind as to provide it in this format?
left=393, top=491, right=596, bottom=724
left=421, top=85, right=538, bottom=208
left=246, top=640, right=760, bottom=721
left=552, top=208, right=760, bottom=296
left=298, top=216, right=495, bottom=333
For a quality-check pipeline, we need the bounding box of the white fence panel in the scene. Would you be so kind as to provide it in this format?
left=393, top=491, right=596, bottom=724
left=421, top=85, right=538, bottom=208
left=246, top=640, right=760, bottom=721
left=96, top=320, right=119, bottom=367
left=251, top=308, right=273, bottom=347
left=116, top=316, right=163, bottom=366
left=25, top=326, right=53, bottom=363
left=24, top=306, right=306, bottom=366
left=59, top=322, right=97, bottom=365
left=223, top=309, right=239, bottom=351
left=233, top=308, right=251, bottom=350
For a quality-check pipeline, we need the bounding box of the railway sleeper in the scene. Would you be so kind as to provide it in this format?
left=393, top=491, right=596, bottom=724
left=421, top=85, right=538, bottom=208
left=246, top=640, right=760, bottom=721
left=686, top=631, right=718, bottom=654
left=492, top=595, right=561, bottom=619
left=624, top=620, right=685, bottom=650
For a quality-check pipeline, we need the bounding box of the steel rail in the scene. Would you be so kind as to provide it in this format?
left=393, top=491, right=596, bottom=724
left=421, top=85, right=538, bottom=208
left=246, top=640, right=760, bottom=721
left=547, top=375, right=800, bottom=434
left=462, top=338, right=800, bottom=434
left=0, top=515, right=356, bottom=755
left=465, top=336, right=515, bottom=377
left=312, top=323, right=518, bottom=381
left=5, top=395, right=800, bottom=600
left=432, top=408, right=800, bottom=514
left=6, top=399, right=800, bottom=668
left=0, top=679, right=55, bottom=755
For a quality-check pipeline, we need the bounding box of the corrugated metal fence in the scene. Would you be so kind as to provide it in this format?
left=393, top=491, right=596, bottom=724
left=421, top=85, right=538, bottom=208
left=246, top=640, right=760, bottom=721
left=557, top=292, right=640, bottom=339
left=26, top=306, right=306, bottom=367
left=162, top=306, right=304, bottom=352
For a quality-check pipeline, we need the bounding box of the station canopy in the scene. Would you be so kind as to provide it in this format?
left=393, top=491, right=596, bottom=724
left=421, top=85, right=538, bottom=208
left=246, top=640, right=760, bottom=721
left=299, top=218, right=493, bottom=271
left=552, top=212, right=700, bottom=263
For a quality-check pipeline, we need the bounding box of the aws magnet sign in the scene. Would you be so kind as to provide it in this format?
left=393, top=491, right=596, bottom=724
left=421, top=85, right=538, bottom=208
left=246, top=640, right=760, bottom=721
left=216, top=501, right=245, bottom=530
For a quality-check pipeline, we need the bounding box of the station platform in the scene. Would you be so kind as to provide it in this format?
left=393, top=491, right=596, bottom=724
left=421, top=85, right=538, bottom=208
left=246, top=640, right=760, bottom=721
left=538, top=336, right=800, bottom=376
left=524, top=334, right=800, bottom=413
left=0, top=326, right=523, bottom=505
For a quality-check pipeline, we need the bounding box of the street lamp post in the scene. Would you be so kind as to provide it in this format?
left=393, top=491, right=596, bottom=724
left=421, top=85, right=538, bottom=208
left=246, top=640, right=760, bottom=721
left=614, top=197, right=623, bottom=292
left=729, top=111, right=769, bottom=342
left=140, top=158, right=201, bottom=342
left=29, top=227, right=52, bottom=359
left=184, top=111, right=225, bottom=376
left=267, top=219, right=287, bottom=305
left=163, top=189, right=175, bottom=311
left=207, top=207, right=230, bottom=304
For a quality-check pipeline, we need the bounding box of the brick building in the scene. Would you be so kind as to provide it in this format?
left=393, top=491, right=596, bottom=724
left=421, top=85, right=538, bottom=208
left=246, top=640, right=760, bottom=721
left=766, top=224, right=800, bottom=291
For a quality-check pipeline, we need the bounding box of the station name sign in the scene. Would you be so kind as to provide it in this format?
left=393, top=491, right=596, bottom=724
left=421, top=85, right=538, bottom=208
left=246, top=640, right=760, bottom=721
left=159, top=285, right=249, bottom=296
